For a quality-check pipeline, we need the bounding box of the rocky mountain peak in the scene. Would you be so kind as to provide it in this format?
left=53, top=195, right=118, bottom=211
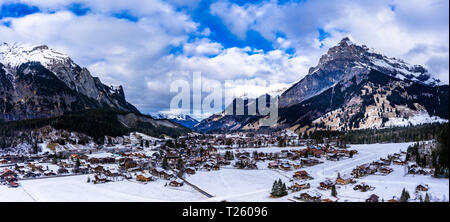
left=0, top=42, right=139, bottom=122
left=308, top=37, right=438, bottom=86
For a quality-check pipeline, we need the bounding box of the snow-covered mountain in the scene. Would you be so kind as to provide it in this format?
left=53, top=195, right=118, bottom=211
left=0, top=42, right=139, bottom=121
left=279, top=37, right=441, bottom=108
left=155, top=113, right=199, bottom=129
left=195, top=37, right=449, bottom=133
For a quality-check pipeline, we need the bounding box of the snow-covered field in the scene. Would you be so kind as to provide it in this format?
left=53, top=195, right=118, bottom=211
left=0, top=175, right=207, bottom=202
left=1, top=142, right=448, bottom=202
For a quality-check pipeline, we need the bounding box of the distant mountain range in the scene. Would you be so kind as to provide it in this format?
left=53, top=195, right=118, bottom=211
left=154, top=113, right=199, bottom=129
left=195, top=37, right=449, bottom=134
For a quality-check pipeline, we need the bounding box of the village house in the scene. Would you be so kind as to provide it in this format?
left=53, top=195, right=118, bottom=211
left=336, top=175, right=355, bottom=185
left=378, top=166, right=393, bottom=175
left=268, top=161, right=279, bottom=169
left=185, top=167, right=196, bottom=175
left=57, top=167, right=69, bottom=174
left=280, top=162, right=292, bottom=171
left=169, top=179, right=184, bottom=187
left=416, top=184, right=429, bottom=192
left=136, top=173, right=155, bottom=182
left=288, top=183, right=310, bottom=192
left=293, top=170, right=313, bottom=180
left=353, top=183, right=374, bottom=192
left=94, top=174, right=109, bottom=183
left=295, top=191, right=322, bottom=202
left=319, top=179, right=335, bottom=190
left=366, top=194, right=379, bottom=202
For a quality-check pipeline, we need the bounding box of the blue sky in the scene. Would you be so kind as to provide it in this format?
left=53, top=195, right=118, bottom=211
left=0, top=0, right=449, bottom=118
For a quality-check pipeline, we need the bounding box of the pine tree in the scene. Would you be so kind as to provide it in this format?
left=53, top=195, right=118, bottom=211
left=177, top=158, right=184, bottom=170
left=162, top=156, right=169, bottom=170
left=400, top=188, right=410, bottom=202
left=424, top=193, right=430, bottom=202
left=280, top=183, right=288, bottom=197
left=331, top=185, right=337, bottom=197
left=75, top=158, right=80, bottom=168
left=271, top=180, right=280, bottom=197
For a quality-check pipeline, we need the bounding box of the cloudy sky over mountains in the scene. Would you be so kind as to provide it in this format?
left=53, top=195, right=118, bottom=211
left=0, top=0, right=448, bottom=118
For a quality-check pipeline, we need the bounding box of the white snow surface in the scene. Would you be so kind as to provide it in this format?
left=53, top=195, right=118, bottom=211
left=384, top=112, right=448, bottom=128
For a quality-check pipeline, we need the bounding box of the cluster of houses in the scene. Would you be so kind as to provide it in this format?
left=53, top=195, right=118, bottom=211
left=351, top=156, right=397, bottom=178
left=0, top=168, right=18, bottom=187
left=407, top=163, right=433, bottom=175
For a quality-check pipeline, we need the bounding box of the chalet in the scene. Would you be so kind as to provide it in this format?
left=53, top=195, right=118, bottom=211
left=185, top=167, right=196, bottom=175
left=293, top=163, right=302, bottom=169
left=203, top=162, right=213, bottom=171
left=366, top=194, right=379, bottom=202
left=8, top=181, right=19, bottom=188
left=336, top=176, right=355, bottom=185
left=319, top=179, right=335, bottom=190
left=94, top=174, right=109, bottom=183
left=353, top=183, right=374, bottom=192
left=293, top=170, right=313, bottom=180
left=280, top=163, right=292, bottom=171
left=268, top=161, right=279, bottom=169
left=288, top=183, right=310, bottom=192
left=1, top=168, right=15, bottom=178
left=24, top=171, right=40, bottom=178
left=295, top=191, right=321, bottom=202
left=393, top=160, right=407, bottom=165
left=92, top=165, right=104, bottom=173
left=150, top=168, right=164, bottom=177
left=136, top=174, right=155, bottom=182
left=57, top=167, right=69, bottom=174
left=301, top=158, right=321, bottom=167
left=44, top=170, right=56, bottom=176
left=378, top=167, right=393, bottom=175
left=416, top=184, right=429, bottom=192
left=160, top=171, right=174, bottom=180
left=169, top=179, right=184, bottom=187
left=0, top=159, right=8, bottom=164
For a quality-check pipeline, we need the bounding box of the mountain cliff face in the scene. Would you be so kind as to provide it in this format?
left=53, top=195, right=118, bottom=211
left=0, top=43, right=139, bottom=121
left=195, top=38, right=449, bottom=133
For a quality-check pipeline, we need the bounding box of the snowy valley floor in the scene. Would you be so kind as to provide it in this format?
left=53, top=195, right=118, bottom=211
left=1, top=142, right=448, bottom=202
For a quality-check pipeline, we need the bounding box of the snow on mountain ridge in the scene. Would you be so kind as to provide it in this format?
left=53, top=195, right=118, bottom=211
left=0, top=42, right=70, bottom=68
